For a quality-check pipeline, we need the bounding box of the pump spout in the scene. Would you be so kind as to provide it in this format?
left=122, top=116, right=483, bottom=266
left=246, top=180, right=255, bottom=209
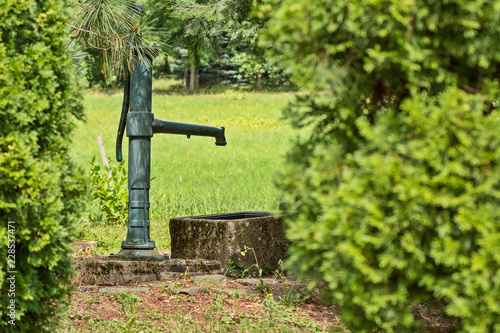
left=152, top=119, right=226, bottom=146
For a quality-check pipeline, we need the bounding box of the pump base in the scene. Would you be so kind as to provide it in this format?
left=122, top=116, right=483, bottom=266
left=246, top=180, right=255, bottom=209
left=113, top=249, right=166, bottom=260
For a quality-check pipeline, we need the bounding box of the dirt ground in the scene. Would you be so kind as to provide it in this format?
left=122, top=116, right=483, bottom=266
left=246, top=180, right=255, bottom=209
left=65, top=275, right=343, bottom=332
left=65, top=246, right=459, bottom=332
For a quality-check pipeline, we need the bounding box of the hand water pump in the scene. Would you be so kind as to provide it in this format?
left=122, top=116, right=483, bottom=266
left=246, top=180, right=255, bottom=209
left=113, top=8, right=226, bottom=258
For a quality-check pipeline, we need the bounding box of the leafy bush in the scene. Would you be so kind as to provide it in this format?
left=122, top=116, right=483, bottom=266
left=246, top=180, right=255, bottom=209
left=0, top=0, right=85, bottom=332
left=263, top=0, right=500, bottom=331
left=88, top=156, right=128, bottom=225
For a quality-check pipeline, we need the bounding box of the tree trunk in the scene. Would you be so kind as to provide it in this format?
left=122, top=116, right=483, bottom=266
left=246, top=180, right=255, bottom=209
left=195, top=68, right=199, bottom=90
left=256, top=50, right=264, bottom=90
left=183, top=66, right=188, bottom=89
left=164, top=56, right=171, bottom=75
left=194, top=52, right=200, bottom=89
left=256, top=74, right=262, bottom=90
left=190, top=64, right=196, bottom=91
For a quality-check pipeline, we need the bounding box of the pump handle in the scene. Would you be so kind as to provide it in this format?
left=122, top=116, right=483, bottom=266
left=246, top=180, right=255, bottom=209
left=116, top=79, right=130, bottom=162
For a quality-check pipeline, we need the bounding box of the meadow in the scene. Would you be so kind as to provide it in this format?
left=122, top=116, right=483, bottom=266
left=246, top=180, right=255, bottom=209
left=71, top=79, right=296, bottom=254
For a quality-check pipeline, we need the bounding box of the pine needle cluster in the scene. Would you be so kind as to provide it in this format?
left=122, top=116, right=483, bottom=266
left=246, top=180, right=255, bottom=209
left=69, top=0, right=168, bottom=81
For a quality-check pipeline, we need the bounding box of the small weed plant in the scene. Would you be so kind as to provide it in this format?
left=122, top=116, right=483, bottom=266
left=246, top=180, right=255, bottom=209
left=180, top=267, right=191, bottom=280
left=88, top=156, right=128, bottom=225
left=256, top=279, right=272, bottom=294
left=225, top=253, right=249, bottom=278
left=241, top=246, right=264, bottom=277
left=162, top=281, right=183, bottom=295
left=211, top=293, right=226, bottom=314
left=225, top=246, right=270, bottom=280
left=274, top=260, right=312, bottom=306
left=108, top=292, right=141, bottom=314
left=279, top=289, right=305, bottom=307
left=106, top=292, right=142, bottom=332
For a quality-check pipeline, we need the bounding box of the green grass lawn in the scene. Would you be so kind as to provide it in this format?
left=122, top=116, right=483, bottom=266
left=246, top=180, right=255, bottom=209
left=71, top=79, right=296, bottom=254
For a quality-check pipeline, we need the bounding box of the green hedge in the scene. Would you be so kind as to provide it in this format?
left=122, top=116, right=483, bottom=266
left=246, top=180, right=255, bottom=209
left=263, top=0, right=500, bottom=331
left=282, top=87, right=500, bottom=332
left=0, top=0, right=85, bottom=332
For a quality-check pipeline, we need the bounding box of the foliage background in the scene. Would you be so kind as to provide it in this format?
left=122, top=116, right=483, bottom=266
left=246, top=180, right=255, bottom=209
left=263, top=0, right=500, bottom=331
left=75, top=0, right=290, bottom=90
left=0, top=0, right=85, bottom=331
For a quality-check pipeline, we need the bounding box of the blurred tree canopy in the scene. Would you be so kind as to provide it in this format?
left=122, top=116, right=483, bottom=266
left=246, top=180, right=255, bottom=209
left=70, top=0, right=289, bottom=89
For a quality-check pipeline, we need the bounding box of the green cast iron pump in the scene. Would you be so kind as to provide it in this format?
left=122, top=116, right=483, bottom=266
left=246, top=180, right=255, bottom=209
left=114, top=7, right=226, bottom=258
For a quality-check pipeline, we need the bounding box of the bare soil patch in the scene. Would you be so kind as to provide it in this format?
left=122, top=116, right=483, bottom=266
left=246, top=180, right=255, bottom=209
left=64, top=275, right=343, bottom=332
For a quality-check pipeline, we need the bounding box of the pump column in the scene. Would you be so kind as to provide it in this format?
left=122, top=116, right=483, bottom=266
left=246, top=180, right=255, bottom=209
left=116, top=55, right=162, bottom=258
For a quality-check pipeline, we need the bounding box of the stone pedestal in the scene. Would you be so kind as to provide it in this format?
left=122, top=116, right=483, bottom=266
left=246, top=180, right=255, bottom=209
left=169, top=212, right=289, bottom=271
left=74, top=257, right=221, bottom=285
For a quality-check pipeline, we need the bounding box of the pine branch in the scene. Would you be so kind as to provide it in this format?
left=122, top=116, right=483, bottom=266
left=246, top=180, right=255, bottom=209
left=69, top=0, right=168, bottom=82
left=179, top=3, right=218, bottom=9
left=69, top=24, right=121, bottom=40
left=80, top=33, right=113, bottom=51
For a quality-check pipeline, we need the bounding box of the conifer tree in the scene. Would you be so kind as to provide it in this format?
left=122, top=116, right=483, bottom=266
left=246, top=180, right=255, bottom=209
left=161, top=0, right=263, bottom=90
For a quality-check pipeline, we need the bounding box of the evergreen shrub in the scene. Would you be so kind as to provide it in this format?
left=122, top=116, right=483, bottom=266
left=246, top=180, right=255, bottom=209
left=263, top=0, right=500, bottom=331
left=0, top=0, right=85, bottom=331
left=282, top=87, right=500, bottom=332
